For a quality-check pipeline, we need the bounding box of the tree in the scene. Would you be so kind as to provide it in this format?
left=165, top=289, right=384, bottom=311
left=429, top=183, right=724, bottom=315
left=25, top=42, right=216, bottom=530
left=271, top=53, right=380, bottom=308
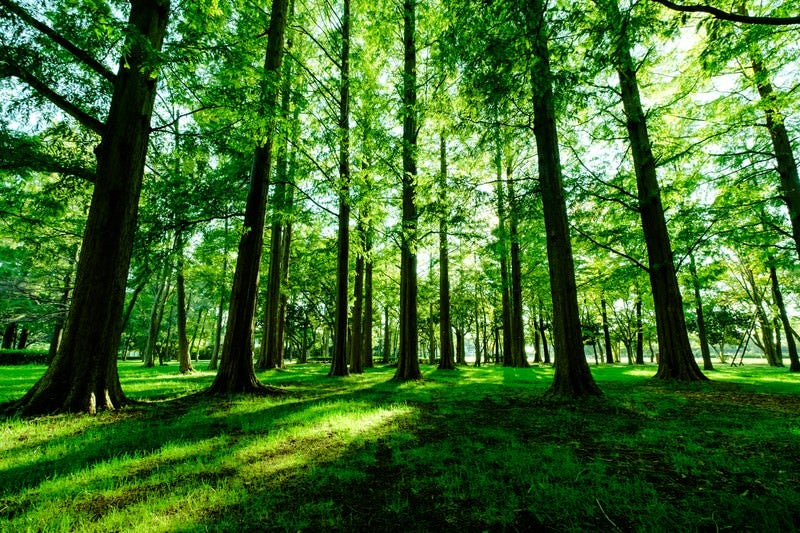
left=394, top=0, right=423, bottom=381
left=525, top=0, right=601, bottom=396
left=2, top=0, right=171, bottom=415
left=437, top=133, right=455, bottom=370
left=599, top=0, right=707, bottom=381
left=208, top=0, right=290, bottom=394
left=331, top=0, right=353, bottom=378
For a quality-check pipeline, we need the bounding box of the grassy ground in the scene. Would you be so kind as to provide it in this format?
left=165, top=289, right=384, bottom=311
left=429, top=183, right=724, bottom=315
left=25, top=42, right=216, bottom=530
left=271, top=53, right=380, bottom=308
left=1, top=361, right=799, bottom=532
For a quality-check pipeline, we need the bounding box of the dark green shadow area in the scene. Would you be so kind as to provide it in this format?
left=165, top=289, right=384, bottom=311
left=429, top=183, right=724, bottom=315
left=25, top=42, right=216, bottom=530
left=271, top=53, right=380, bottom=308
left=1, top=363, right=799, bottom=531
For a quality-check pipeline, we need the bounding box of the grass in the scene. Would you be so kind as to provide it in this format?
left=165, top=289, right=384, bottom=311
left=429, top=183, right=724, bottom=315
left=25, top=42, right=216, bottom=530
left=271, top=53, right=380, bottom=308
left=1, top=361, right=799, bottom=532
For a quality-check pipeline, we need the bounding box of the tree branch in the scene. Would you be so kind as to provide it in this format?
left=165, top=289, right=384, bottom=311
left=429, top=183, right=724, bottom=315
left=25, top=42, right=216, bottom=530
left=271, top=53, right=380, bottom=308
left=2, top=61, right=105, bottom=135
left=651, top=0, right=800, bottom=25
left=0, top=0, right=117, bottom=83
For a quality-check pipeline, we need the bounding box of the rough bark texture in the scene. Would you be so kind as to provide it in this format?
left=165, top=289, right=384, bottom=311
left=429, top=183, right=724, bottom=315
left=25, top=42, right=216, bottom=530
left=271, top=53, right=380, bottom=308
left=607, top=0, right=706, bottom=381
left=383, top=306, right=391, bottom=364
left=635, top=293, right=644, bottom=365
left=742, top=7, right=800, bottom=261
left=494, top=138, right=513, bottom=367
left=438, top=134, right=455, bottom=370
left=769, top=264, right=798, bottom=370
left=350, top=244, right=365, bottom=373
left=4, top=0, right=170, bottom=415
left=176, top=230, right=193, bottom=374
left=690, top=255, right=714, bottom=371
left=506, top=164, right=528, bottom=368
left=330, top=0, right=351, bottom=378
left=362, top=232, right=374, bottom=368
left=528, top=0, right=600, bottom=396
left=394, top=0, right=422, bottom=381
left=208, top=218, right=229, bottom=371
left=601, top=296, right=614, bottom=364
left=209, top=0, right=289, bottom=395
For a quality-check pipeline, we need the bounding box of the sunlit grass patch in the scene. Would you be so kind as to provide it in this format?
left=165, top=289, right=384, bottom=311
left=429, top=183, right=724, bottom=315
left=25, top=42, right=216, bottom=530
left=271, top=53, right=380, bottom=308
left=1, top=362, right=799, bottom=531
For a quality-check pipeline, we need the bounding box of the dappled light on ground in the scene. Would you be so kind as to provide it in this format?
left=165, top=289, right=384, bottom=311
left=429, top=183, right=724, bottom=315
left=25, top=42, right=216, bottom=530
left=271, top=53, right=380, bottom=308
left=1, top=363, right=799, bottom=531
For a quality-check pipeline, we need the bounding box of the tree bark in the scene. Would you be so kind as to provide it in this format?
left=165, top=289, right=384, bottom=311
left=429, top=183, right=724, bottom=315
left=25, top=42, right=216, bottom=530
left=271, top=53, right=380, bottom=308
left=362, top=230, right=374, bottom=368
left=600, top=295, right=614, bottom=364
left=209, top=0, right=290, bottom=395
left=689, top=255, right=714, bottom=371
left=506, top=160, right=528, bottom=368
left=438, top=134, right=455, bottom=370
left=5, top=0, right=170, bottom=415
left=394, top=0, right=422, bottom=381
left=330, top=0, right=352, bottom=378
left=740, top=5, right=800, bottom=260
left=383, top=306, right=391, bottom=364
left=769, top=263, right=799, bottom=371
left=176, top=229, right=193, bottom=374
left=494, top=133, right=513, bottom=367
left=606, top=0, right=706, bottom=381
left=350, top=239, right=365, bottom=374
left=144, top=266, right=170, bottom=369
left=527, top=0, right=600, bottom=395
left=48, top=245, right=78, bottom=362
left=208, top=217, right=229, bottom=371
left=635, top=292, right=644, bottom=365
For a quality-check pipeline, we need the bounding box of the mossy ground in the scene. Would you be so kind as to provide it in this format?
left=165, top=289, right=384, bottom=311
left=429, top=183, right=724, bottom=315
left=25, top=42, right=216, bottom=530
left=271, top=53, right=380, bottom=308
left=1, top=362, right=798, bottom=532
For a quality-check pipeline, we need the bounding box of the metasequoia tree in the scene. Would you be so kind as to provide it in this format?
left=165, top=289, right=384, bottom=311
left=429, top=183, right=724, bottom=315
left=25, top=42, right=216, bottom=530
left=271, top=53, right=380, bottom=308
left=208, top=0, right=291, bottom=394
left=394, top=0, right=423, bottom=380
left=331, top=0, right=352, bottom=377
left=258, top=26, right=296, bottom=371
left=438, top=133, right=455, bottom=370
left=525, top=0, right=601, bottom=395
left=600, top=0, right=707, bottom=381
left=1, top=0, right=171, bottom=415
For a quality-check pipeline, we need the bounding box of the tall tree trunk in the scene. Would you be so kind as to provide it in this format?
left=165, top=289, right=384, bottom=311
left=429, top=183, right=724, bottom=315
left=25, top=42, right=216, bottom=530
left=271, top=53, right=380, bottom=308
left=527, top=0, right=600, bottom=395
left=16, top=328, right=28, bottom=350
left=600, top=295, right=614, bottom=364
left=743, top=266, right=780, bottom=366
left=539, top=297, right=551, bottom=365
left=493, top=132, right=513, bottom=367
left=635, top=292, right=644, bottom=365
left=506, top=160, right=528, bottom=368
left=6, top=0, right=170, bottom=415
left=144, top=244, right=173, bottom=368
left=189, top=308, right=206, bottom=361
left=209, top=0, right=290, bottom=394
left=689, top=255, right=714, bottom=371
left=208, top=217, right=229, bottom=371
left=362, top=238, right=374, bottom=368
left=769, top=263, right=798, bottom=370
left=259, top=31, right=295, bottom=371
left=48, top=245, right=79, bottom=362
left=455, top=328, right=465, bottom=365
left=2, top=323, right=16, bottom=350
left=350, top=239, right=365, bottom=374
left=438, top=134, right=455, bottom=370
left=605, top=0, right=706, bottom=381
left=735, top=6, right=800, bottom=261
left=394, top=0, right=422, bottom=381
left=330, top=0, right=352, bottom=378
left=383, top=306, right=391, bottom=364
left=176, top=229, right=193, bottom=374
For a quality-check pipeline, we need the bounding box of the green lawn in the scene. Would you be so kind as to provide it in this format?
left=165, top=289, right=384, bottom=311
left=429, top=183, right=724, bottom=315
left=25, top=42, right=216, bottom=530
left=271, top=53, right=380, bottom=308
left=1, top=362, right=799, bottom=532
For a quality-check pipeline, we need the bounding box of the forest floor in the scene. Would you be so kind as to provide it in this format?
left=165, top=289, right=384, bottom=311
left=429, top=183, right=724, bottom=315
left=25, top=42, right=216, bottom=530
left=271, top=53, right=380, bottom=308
left=1, top=361, right=799, bottom=532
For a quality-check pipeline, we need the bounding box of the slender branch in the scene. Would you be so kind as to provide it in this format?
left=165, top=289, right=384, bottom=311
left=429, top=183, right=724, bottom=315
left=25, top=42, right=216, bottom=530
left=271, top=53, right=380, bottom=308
left=651, top=0, right=800, bottom=25
left=571, top=223, right=650, bottom=273
left=0, top=0, right=117, bottom=83
left=3, top=60, right=105, bottom=135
